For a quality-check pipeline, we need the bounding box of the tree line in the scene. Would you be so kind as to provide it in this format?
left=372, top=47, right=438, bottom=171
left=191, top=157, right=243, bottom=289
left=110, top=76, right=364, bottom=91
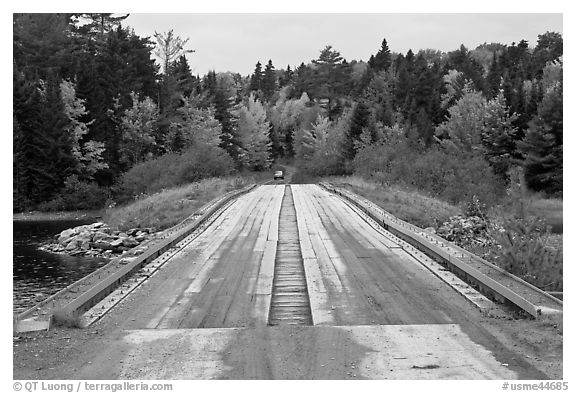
left=13, top=13, right=563, bottom=212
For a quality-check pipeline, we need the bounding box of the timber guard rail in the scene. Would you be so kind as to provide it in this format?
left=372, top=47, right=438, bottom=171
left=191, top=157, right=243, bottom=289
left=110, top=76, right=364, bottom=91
left=320, top=183, right=562, bottom=319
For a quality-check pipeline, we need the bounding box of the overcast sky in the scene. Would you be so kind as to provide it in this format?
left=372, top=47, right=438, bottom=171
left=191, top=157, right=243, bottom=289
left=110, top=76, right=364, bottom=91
left=123, top=13, right=563, bottom=76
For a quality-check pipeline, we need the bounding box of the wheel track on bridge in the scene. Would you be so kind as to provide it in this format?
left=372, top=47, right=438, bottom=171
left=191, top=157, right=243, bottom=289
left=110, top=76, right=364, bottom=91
left=268, top=185, right=313, bottom=326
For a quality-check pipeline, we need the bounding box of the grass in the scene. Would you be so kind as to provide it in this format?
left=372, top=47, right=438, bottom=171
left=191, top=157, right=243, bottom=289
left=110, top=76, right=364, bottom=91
left=325, top=175, right=461, bottom=229
left=103, top=175, right=257, bottom=231
left=526, top=196, right=563, bottom=234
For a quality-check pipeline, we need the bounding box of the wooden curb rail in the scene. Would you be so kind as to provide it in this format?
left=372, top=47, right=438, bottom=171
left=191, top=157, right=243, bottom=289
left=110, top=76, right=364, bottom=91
left=319, top=183, right=562, bottom=319
left=15, top=184, right=257, bottom=329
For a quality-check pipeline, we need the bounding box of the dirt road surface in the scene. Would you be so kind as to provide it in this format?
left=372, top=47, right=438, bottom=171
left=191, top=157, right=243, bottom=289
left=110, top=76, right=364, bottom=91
left=13, top=185, right=562, bottom=379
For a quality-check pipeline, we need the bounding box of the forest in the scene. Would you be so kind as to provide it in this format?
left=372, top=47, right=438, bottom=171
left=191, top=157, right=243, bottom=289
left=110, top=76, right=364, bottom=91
left=13, top=13, right=563, bottom=213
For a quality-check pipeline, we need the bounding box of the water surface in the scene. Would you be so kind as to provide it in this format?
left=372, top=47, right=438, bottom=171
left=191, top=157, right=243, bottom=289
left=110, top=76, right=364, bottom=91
left=13, top=219, right=109, bottom=314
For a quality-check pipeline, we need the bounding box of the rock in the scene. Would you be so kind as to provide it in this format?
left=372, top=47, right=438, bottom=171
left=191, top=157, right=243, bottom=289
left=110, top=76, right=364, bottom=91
left=126, top=228, right=139, bottom=236
left=118, top=232, right=128, bottom=238
left=65, top=240, right=79, bottom=251
left=92, top=222, right=104, bottom=229
left=122, top=237, right=139, bottom=247
left=424, top=227, right=436, bottom=234
left=90, top=241, right=115, bottom=251
left=58, top=228, right=78, bottom=244
left=92, top=231, right=110, bottom=242
left=110, top=239, right=124, bottom=248
left=135, top=235, right=147, bottom=242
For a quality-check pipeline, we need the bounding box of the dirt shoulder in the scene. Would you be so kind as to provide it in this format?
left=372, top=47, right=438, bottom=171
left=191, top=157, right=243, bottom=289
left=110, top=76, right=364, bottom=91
left=12, top=306, right=563, bottom=380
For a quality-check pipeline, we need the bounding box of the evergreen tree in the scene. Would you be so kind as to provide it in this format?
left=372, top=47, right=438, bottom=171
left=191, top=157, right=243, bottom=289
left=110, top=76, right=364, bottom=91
left=212, top=80, right=240, bottom=162
left=292, top=62, right=313, bottom=99
left=72, top=13, right=129, bottom=42
left=249, top=61, right=263, bottom=92
left=279, top=65, right=293, bottom=87
left=262, top=59, right=277, bottom=101
left=311, top=45, right=351, bottom=119
left=13, top=13, right=74, bottom=80
left=444, top=44, right=486, bottom=93
left=13, top=69, right=44, bottom=207
left=481, top=90, right=519, bottom=180
left=368, top=38, right=392, bottom=73
left=486, top=52, right=503, bottom=98
left=394, top=51, right=414, bottom=110
left=171, top=55, right=198, bottom=97
left=343, top=101, right=371, bottom=160
left=517, top=81, right=562, bottom=195
left=404, top=54, right=444, bottom=144
left=38, top=75, right=76, bottom=200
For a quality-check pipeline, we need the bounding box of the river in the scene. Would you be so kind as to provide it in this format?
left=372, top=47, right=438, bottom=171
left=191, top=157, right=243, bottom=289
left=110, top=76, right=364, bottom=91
left=13, top=218, right=110, bottom=314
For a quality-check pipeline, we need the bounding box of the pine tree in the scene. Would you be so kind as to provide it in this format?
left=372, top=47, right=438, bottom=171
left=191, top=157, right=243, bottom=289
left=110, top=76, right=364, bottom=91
left=72, top=13, right=129, bottom=42
left=279, top=65, right=293, bottom=87
left=368, top=38, right=392, bottom=73
left=171, top=55, right=198, bottom=97
left=517, top=81, right=562, bottom=194
left=486, top=52, right=503, bottom=98
left=292, top=62, right=313, bottom=99
left=262, top=60, right=277, bottom=101
left=343, top=101, right=371, bottom=160
left=13, top=69, right=44, bottom=208
left=481, top=90, right=519, bottom=180
left=311, top=45, right=350, bottom=119
left=37, top=75, right=76, bottom=201
left=249, top=61, right=263, bottom=92
left=213, top=81, right=240, bottom=162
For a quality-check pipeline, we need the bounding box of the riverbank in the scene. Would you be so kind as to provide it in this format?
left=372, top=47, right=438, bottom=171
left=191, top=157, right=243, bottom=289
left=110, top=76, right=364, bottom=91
left=13, top=209, right=105, bottom=222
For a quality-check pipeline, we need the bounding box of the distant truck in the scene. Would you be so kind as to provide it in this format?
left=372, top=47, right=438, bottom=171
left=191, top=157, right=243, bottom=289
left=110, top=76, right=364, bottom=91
left=274, top=170, right=284, bottom=180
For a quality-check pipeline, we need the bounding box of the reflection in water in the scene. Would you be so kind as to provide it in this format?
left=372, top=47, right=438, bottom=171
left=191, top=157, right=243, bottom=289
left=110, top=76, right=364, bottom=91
left=13, top=219, right=109, bottom=314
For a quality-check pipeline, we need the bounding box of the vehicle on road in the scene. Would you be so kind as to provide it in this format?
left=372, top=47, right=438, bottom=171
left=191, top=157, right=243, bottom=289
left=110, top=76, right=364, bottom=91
left=274, top=170, right=284, bottom=180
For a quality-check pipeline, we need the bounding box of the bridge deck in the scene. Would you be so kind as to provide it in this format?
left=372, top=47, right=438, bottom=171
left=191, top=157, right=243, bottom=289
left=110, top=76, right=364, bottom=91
left=33, top=185, right=554, bottom=379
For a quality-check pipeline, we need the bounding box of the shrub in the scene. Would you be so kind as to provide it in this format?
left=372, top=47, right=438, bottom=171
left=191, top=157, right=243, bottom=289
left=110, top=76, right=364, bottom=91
left=114, top=143, right=236, bottom=203
left=492, top=216, right=562, bottom=291
left=37, top=175, right=108, bottom=211
left=353, top=140, right=506, bottom=207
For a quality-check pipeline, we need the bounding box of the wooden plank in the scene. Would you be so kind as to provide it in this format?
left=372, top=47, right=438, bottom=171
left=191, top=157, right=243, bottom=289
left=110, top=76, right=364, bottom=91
left=255, top=240, right=277, bottom=295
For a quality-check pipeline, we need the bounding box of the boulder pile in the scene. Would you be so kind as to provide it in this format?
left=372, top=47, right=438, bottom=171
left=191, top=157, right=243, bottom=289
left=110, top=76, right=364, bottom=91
left=40, top=222, right=155, bottom=258
left=436, top=215, right=496, bottom=248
